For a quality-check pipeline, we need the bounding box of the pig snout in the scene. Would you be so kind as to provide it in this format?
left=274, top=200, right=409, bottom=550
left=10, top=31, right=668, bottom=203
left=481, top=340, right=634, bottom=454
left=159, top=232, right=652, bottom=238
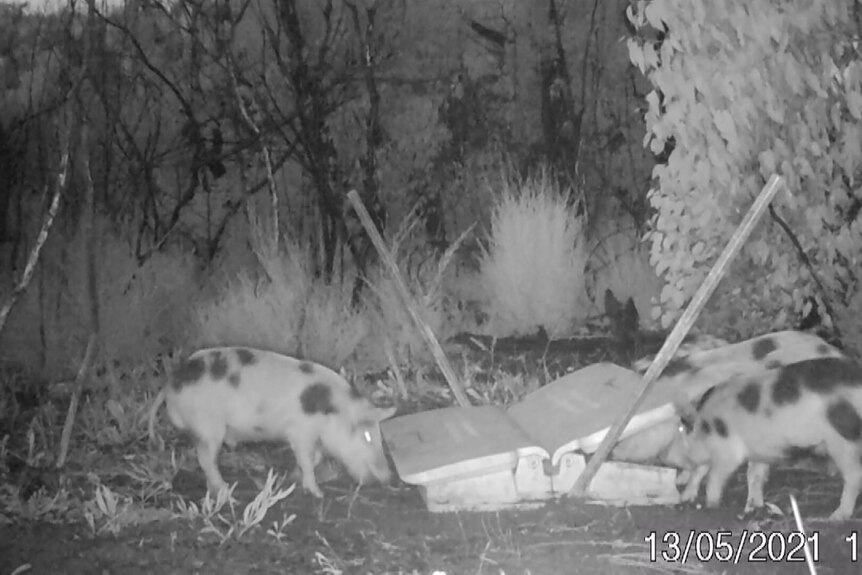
left=331, top=418, right=394, bottom=487
left=364, top=433, right=393, bottom=483
left=611, top=418, right=686, bottom=467
left=365, top=444, right=393, bottom=485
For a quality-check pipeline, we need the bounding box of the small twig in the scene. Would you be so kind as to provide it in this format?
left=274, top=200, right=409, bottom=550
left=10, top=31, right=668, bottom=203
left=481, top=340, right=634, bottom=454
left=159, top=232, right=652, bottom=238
left=226, top=54, right=279, bottom=249
left=383, top=337, right=408, bottom=400
left=528, top=539, right=646, bottom=551
left=57, top=333, right=97, bottom=469
left=58, top=122, right=101, bottom=469
left=603, top=552, right=707, bottom=573
left=768, top=204, right=841, bottom=340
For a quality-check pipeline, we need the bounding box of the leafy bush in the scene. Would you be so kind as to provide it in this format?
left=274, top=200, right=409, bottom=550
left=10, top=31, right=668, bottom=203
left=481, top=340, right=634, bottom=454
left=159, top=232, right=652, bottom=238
left=628, top=0, right=862, bottom=342
left=477, top=168, right=589, bottom=338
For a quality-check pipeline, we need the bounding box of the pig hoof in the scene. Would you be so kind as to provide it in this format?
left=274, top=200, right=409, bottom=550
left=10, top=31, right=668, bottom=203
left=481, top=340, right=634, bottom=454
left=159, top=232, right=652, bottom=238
left=828, top=509, right=852, bottom=521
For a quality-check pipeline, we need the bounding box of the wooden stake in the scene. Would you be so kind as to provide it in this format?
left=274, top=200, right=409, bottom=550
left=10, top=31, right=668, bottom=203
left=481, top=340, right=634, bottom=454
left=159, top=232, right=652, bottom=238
left=346, top=190, right=471, bottom=407
left=569, top=174, right=786, bottom=496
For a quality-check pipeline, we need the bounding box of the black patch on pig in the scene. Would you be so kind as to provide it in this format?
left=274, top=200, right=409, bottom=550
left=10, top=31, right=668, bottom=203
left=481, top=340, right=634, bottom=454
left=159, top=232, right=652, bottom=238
left=802, top=358, right=861, bottom=392
left=700, top=420, right=711, bottom=435
left=299, top=361, right=315, bottom=375
left=663, top=358, right=696, bottom=378
left=817, top=343, right=832, bottom=355
left=751, top=337, right=777, bottom=361
left=236, top=348, right=257, bottom=365
left=694, top=385, right=719, bottom=412
left=765, top=360, right=782, bottom=369
left=301, top=382, right=337, bottom=415
left=209, top=351, right=228, bottom=380
left=172, top=357, right=206, bottom=390
left=737, top=382, right=760, bottom=413
left=774, top=358, right=861, bottom=404
left=827, top=399, right=862, bottom=441
left=713, top=417, right=729, bottom=438
left=228, top=372, right=241, bottom=387
left=772, top=366, right=803, bottom=405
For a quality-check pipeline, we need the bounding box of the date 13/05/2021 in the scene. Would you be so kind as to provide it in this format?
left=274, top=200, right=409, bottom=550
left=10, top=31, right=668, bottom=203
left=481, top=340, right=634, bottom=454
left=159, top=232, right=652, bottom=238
left=642, top=529, right=862, bottom=564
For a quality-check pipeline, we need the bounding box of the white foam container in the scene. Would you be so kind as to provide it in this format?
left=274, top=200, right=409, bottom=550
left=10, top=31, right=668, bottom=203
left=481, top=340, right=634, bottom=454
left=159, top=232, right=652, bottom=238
left=382, top=363, right=684, bottom=512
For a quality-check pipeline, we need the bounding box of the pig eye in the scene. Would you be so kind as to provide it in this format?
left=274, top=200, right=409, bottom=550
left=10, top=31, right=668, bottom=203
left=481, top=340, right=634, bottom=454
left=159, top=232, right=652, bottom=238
left=363, top=429, right=372, bottom=443
left=677, top=420, right=693, bottom=434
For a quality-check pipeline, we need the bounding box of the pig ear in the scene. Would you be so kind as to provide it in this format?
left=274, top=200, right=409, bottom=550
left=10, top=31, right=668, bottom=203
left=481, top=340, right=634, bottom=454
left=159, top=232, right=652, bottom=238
left=672, top=393, right=697, bottom=425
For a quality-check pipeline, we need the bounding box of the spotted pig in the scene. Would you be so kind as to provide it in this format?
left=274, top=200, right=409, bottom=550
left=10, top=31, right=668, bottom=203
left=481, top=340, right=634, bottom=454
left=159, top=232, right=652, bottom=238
left=633, top=330, right=843, bottom=393
left=148, top=348, right=397, bottom=497
left=668, top=357, right=862, bottom=520
left=614, top=331, right=845, bottom=499
left=631, top=333, right=731, bottom=374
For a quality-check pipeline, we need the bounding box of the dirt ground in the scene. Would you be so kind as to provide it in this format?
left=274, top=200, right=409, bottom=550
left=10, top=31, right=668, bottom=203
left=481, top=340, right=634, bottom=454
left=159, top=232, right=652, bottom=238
left=2, top=335, right=861, bottom=574
left=2, top=468, right=859, bottom=575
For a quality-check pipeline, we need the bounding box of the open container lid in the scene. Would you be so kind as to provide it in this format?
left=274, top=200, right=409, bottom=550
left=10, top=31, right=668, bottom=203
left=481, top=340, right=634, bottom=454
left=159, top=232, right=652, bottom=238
left=383, top=362, right=687, bottom=487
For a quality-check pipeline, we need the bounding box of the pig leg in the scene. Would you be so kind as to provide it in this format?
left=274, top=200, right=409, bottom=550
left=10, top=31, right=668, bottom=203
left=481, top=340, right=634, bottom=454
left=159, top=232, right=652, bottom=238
left=680, top=464, right=708, bottom=502
left=705, top=452, right=745, bottom=508
left=825, top=438, right=862, bottom=520
left=744, top=461, right=769, bottom=512
left=288, top=430, right=324, bottom=498
left=195, top=435, right=228, bottom=494
left=289, top=447, right=324, bottom=483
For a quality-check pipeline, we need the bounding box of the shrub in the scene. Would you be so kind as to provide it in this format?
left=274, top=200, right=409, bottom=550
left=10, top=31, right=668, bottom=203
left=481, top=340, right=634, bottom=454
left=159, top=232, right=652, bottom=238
left=188, top=208, right=367, bottom=369
left=478, top=167, right=589, bottom=338
left=95, top=240, right=199, bottom=367
left=0, top=218, right=197, bottom=375
left=360, top=202, right=472, bottom=371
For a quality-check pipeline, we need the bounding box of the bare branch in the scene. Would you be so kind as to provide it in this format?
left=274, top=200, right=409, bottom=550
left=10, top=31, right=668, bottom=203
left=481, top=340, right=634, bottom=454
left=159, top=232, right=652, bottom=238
left=227, top=52, right=281, bottom=248
left=0, top=155, right=66, bottom=334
